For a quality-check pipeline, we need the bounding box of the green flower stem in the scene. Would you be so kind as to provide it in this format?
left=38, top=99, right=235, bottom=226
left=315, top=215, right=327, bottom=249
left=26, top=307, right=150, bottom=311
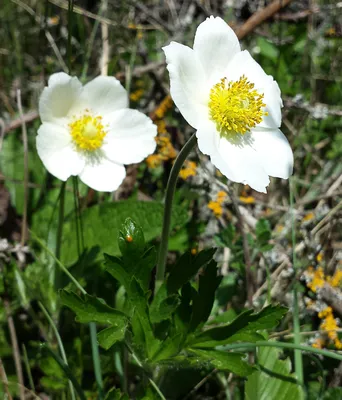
left=156, top=133, right=197, bottom=287
left=290, top=177, right=304, bottom=385
left=71, top=177, right=104, bottom=399
left=39, top=302, right=76, bottom=400
left=55, top=181, right=66, bottom=289
left=222, top=341, right=342, bottom=362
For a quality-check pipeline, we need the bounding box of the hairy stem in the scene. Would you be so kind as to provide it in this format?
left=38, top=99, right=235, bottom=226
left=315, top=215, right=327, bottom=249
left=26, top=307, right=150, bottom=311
left=156, top=133, right=197, bottom=287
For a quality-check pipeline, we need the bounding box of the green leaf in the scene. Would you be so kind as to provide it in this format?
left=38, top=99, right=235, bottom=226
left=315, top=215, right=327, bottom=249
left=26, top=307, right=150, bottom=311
left=118, top=218, right=145, bottom=259
left=152, top=334, right=183, bottom=362
left=245, top=346, right=304, bottom=400
left=128, top=278, right=160, bottom=359
left=188, top=349, right=254, bottom=376
left=60, top=290, right=127, bottom=325
left=104, top=254, right=131, bottom=289
left=104, top=388, right=129, bottom=400
left=257, top=37, right=279, bottom=61
left=61, top=201, right=187, bottom=265
left=190, top=260, right=222, bottom=331
left=150, top=283, right=180, bottom=324
left=97, top=324, right=127, bottom=350
left=167, top=248, right=216, bottom=294
left=191, top=305, right=287, bottom=347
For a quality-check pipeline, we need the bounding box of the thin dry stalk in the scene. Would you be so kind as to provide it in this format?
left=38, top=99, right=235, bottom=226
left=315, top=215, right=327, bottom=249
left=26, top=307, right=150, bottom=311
left=4, top=299, right=25, bottom=400
left=100, top=0, right=109, bottom=76
left=0, top=357, right=13, bottom=400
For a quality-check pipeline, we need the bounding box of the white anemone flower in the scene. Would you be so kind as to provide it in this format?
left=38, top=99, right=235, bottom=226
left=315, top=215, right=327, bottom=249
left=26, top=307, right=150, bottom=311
left=36, top=73, right=157, bottom=192
left=163, top=16, right=293, bottom=193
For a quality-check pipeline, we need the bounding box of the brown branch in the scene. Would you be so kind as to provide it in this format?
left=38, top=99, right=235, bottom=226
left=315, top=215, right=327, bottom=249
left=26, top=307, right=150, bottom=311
left=235, top=0, right=294, bottom=40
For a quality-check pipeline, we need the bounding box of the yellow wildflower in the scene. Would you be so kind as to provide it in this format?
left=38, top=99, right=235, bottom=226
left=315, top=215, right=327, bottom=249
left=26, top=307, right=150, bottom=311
left=191, top=248, right=197, bottom=255
left=302, top=212, right=315, bottom=222
left=316, top=252, right=323, bottom=263
left=154, top=95, right=173, bottom=119
left=312, top=338, right=324, bottom=349
left=208, top=191, right=227, bottom=217
left=179, top=161, right=197, bottom=180
left=146, top=154, right=162, bottom=169
left=327, top=270, right=342, bottom=288
left=239, top=195, right=255, bottom=204
left=208, top=201, right=223, bottom=217
left=307, top=267, right=325, bottom=293
left=275, top=224, right=284, bottom=233
left=130, top=88, right=144, bottom=102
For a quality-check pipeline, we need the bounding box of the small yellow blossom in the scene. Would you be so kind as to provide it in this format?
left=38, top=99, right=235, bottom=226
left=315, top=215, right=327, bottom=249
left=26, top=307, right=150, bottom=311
left=312, top=338, right=324, bottom=349
left=239, top=195, right=255, bottom=204
left=191, top=248, right=197, bottom=255
left=307, top=267, right=325, bottom=293
left=302, top=212, right=315, bottom=222
left=327, top=270, right=342, bottom=288
left=208, top=191, right=227, bottom=217
left=154, top=95, right=173, bottom=119
left=208, top=201, right=223, bottom=217
left=130, top=88, right=144, bottom=102
left=275, top=224, right=284, bottom=233
left=316, top=252, right=324, bottom=263
left=179, top=161, right=197, bottom=180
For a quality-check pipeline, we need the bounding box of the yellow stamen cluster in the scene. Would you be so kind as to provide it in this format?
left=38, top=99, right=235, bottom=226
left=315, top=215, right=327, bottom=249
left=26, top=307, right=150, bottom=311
left=179, top=161, right=197, bottom=180
left=70, top=114, right=106, bottom=151
left=208, top=75, right=267, bottom=136
left=146, top=96, right=176, bottom=169
left=208, top=191, right=227, bottom=217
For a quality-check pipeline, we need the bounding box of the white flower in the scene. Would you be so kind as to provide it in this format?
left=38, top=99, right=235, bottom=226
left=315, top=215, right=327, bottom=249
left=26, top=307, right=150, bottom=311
left=163, top=16, right=293, bottom=193
left=36, top=73, right=157, bottom=192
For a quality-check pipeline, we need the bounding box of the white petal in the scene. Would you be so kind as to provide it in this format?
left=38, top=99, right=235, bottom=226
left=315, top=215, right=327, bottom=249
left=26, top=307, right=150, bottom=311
left=36, top=123, right=85, bottom=180
left=77, top=76, right=128, bottom=116
left=39, top=73, right=82, bottom=124
left=225, top=50, right=282, bottom=129
left=251, top=128, right=293, bottom=179
left=79, top=158, right=126, bottom=192
left=163, top=42, right=209, bottom=129
left=196, top=119, right=220, bottom=156
left=193, top=16, right=241, bottom=84
left=102, top=109, right=157, bottom=165
left=199, top=123, right=270, bottom=192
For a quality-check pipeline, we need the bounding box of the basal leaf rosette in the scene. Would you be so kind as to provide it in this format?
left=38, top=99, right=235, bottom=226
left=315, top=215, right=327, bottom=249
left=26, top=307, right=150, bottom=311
left=163, top=16, right=293, bottom=193
left=36, top=73, right=157, bottom=191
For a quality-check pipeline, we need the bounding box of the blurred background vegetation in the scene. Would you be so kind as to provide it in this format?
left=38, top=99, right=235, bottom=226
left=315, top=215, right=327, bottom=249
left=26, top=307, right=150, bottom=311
left=0, top=0, right=341, bottom=398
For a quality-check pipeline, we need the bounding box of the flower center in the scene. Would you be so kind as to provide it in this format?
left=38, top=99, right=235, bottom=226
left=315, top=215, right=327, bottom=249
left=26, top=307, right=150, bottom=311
left=69, top=114, right=107, bottom=151
left=208, top=75, right=268, bottom=137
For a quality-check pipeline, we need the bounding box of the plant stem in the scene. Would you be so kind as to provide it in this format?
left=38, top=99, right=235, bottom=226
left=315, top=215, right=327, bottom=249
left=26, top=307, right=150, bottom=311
left=67, top=0, right=74, bottom=73
left=22, top=344, right=35, bottom=392
left=126, top=344, right=166, bottom=400
left=222, top=341, right=342, bottom=362
left=290, top=177, right=304, bottom=385
left=30, top=231, right=86, bottom=295
left=39, top=302, right=76, bottom=400
left=156, top=133, right=197, bottom=286
left=72, top=177, right=103, bottom=399
left=90, top=322, right=104, bottom=399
